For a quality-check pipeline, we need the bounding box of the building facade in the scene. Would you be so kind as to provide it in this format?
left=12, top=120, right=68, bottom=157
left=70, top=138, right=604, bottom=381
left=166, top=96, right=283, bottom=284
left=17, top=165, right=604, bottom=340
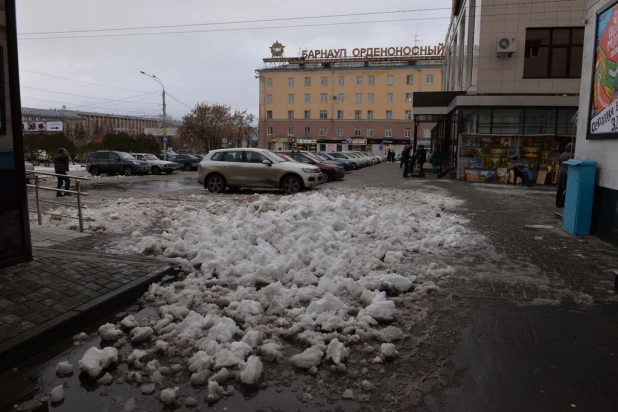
left=21, top=107, right=159, bottom=142
left=256, top=44, right=443, bottom=155
left=414, top=0, right=584, bottom=179
left=573, top=0, right=618, bottom=245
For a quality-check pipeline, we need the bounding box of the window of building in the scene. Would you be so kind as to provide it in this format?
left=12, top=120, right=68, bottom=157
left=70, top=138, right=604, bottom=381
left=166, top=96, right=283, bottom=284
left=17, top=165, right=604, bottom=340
left=337, top=110, right=344, bottom=119
left=367, top=110, right=374, bottom=120
left=304, top=93, right=311, bottom=103
left=354, top=128, right=361, bottom=137
left=386, top=93, right=394, bottom=103
left=367, top=93, right=374, bottom=103
left=426, top=74, right=434, bottom=84
left=288, top=77, right=295, bottom=87
left=288, top=110, right=294, bottom=120
left=267, top=94, right=273, bottom=103
left=386, top=110, right=393, bottom=120
left=304, top=77, right=311, bottom=86
left=524, top=27, right=584, bottom=78
left=404, top=128, right=411, bottom=138
left=366, top=128, right=374, bottom=137
left=406, top=75, right=414, bottom=85
left=387, top=75, right=394, bottom=85
left=266, top=78, right=273, bottom=87
left=405, top=93, right=413, bottom=102
left=266, top=110, right=273, bottom=119
left=304, top=127, right=311, bottom=136
left=320, top=93, right=328, bottom=103
left=492, top=109, right=524, bottom=134
left=321, top=76, right=328, bottom=86
left=288, top=94, right=294, bottom=103
left=287, top=126, right=294, bottom=136
left=385, top=128, right=393, bottom=137
left=423, top=129, right=432, bottom=138
left=524, top=109, right=557, bottom=134
left=337, top=93, right=344, bottom=103
left=354, top=110, right=362, bottom=120
left=319, top=110, right=328, bottom=119
left=356, top=75, right=363, bottom=85
left=338, top=76, right=345, bottom=86
left=304, top=110, right=311, bottom=119
left=319, top=127, right=327, bottom=137
left=266, top=126, right=273, bottom=135
left=337, top=127, right=344, bottom=136
left=405, top=110, right=412, bottom=120
left=355, top=93, right=362, bottom=103
left=368, top=75, right=375, bottom=85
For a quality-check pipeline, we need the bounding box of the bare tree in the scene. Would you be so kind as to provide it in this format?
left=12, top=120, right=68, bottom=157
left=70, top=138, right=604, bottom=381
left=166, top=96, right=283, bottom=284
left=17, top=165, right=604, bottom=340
left=230, top=110, right=256, bottom=148
left=177, top=103, right=235, bottom=152
left=65, top=120, right=87, bottom=145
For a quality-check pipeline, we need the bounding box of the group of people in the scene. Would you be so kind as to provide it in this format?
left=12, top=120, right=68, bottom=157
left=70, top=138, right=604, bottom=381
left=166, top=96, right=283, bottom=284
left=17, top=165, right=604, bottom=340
left=396, top=145, right=441, bottom=178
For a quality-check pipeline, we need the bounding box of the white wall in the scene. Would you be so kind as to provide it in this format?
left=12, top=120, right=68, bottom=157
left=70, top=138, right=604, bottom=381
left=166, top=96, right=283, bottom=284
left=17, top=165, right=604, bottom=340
left=575, top=0, right=618, bottom=190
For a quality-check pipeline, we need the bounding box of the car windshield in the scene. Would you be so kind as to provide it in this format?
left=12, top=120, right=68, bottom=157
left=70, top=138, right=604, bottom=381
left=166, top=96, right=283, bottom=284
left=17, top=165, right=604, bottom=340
left=304, top=153, right=323, bottom=163
left=117, top=152, right=135, bottom=160
left=186, top=155, right=199, bottom=160
left=264, top=151, right=286, bottom=163
left=143, top=154, right=158, bottom=160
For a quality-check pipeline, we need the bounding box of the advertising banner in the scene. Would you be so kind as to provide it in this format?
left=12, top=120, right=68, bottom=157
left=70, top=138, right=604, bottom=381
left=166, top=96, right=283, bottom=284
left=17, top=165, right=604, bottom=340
left=22, top=121, right=64, bottom=132
left=589, top=0, right=618, bottom=139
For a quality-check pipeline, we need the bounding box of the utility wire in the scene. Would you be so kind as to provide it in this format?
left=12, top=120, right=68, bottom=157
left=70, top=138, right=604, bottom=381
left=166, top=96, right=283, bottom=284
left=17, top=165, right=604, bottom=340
left=17, top=0, right=578, bottom=36
left=20, top=69, right=154, bottom=93
left=21, top=95, right=158, bottom=116
left=166, top=92, right=192, bottom=111
left=20, top=85, right=161, bottom=104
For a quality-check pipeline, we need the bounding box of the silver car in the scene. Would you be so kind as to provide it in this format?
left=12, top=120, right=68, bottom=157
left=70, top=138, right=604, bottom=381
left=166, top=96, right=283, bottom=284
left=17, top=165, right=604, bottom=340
left=132, top=153, right=180, bottom=175
left=197, top=148, right=322, bottom=194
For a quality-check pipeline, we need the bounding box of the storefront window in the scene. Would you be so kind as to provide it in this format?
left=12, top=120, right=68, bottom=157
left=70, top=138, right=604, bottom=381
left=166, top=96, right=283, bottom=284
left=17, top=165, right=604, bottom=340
left=492, top=109, right=524, bottom=134
left=524, top=109, right=556, bottom=134
left=556, top=109, right=577, bottom=136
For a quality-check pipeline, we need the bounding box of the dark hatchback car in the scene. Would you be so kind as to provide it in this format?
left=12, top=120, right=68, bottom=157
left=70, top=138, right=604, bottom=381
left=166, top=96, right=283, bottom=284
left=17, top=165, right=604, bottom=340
left=166, top=154, right=201, bottom=171
left=278, top=151, right=345, bottom=182
left=86, top=150, right=150, bottom=176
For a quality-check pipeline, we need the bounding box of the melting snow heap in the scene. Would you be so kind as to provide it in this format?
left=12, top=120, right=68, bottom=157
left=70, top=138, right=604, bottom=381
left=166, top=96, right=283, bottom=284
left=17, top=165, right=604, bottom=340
left=79, top=189, right=468, bottom=402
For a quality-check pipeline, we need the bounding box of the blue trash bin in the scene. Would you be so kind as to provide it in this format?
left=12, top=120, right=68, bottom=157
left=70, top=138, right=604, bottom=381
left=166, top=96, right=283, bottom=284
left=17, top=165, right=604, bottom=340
left=562, top=159, right=598, bottom=236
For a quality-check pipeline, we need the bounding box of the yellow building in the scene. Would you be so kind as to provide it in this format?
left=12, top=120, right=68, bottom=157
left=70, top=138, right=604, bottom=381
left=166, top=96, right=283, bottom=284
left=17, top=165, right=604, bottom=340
left=256, top=43, right=443, bottom=155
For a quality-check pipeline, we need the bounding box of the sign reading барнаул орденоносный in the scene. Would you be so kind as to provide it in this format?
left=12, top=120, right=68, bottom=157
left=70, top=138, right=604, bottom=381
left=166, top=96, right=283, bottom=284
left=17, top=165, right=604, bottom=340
left=299, top=44, right=445, bottom=59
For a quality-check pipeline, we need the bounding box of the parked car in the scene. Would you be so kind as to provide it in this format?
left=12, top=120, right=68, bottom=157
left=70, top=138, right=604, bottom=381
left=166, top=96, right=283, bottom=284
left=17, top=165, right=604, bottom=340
left=347, top=152, right=372, bottom=167
left=317, top=152, right=352, bottom=171
left=278, top=151, right=345, bottom=182
left=131, top=153, right=181, bottom=175
left=86, top=150, right=150, bottom=176
left=167, top=154, right=201, bottom=171
left=355, top=151, right=380, bottom=164
left=329, top=152, right=362, bottom=170
left=197, top=148, right=321, bottom=194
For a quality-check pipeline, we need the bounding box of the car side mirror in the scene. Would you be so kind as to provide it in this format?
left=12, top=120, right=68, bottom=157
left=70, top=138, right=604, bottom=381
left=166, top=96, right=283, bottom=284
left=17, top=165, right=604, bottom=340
left=263, top=159, right=272, bottom=166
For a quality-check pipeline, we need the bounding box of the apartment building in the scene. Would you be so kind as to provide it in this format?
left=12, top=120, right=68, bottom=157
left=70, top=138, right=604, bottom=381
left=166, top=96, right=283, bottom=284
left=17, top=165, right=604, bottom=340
left=256, top=43, right=443, bottom=155
left=414, top=0, right=584, bottom=179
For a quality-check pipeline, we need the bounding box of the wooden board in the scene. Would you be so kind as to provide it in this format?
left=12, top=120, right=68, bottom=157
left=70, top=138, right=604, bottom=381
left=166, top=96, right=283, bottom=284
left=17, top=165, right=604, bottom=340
left=536, top=170, right=548, bottom=185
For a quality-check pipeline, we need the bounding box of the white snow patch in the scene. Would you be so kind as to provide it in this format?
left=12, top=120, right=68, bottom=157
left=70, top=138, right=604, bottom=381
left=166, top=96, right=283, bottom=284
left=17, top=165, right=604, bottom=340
left=160, top=387, right=179, bottom=405
left=290, top=347, right=324, bottom=369
left=78, top=347, right=118, bottom=378
left=130, top=327, right=154, bottom=344
left=239, top=355, right=263, bottom=385
left=120, top=315, right=139, bottom=330
left=326, top=339, right=349, bottom=365
left=525, top=225, right=554, bottom=229
left=49, top=385, right=64, bottom=403
left=97, top=323, right=123, bottom=341
left=55, top=361, right=73, bottom=376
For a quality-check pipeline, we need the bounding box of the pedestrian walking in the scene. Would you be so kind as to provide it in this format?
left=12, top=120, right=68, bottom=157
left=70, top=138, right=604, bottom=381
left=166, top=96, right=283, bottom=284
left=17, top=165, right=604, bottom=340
left=402, top=145, right=411, bottom=177
left=431, top=146, right=441, bottom=173
left=387, top=149, right=393, bottom=163
left=70, top=154, right=76, bottom=165
left=54, top=148, right=70, bottom=197
left=556, top=143, right=574, bottom=208
left=417, top=145, right=427, bottom=177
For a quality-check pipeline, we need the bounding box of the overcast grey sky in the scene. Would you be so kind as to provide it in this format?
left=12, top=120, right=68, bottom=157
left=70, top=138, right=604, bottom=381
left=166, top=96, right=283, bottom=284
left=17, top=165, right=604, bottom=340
left=16, top=0, right=451, bottom=120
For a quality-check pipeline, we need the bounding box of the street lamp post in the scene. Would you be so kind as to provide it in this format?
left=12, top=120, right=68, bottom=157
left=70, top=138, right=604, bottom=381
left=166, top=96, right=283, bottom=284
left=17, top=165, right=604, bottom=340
left=140, top=71, right=167, bottom=159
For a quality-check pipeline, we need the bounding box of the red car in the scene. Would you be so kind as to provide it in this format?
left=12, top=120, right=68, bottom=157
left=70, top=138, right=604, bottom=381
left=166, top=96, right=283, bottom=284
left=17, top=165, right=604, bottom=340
left=278, top=151, right=345, bottom=182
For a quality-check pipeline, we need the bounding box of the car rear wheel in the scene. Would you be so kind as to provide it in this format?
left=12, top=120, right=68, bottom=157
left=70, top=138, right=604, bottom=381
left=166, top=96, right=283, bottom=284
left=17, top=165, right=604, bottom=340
left=183, top=163, right=192, bottom=171
left=282, top=175, right=302, bottom=195
left=89, top=166, right=100, bottom=176
left=122, top=166, right=133, bottom=176
left=152, top=166, right=162, bottom=175
left=321, top=172, right=329, bottom=183
left=351, top=162, right=358, bottom=170
left=205, top=174, right=226, bottom=193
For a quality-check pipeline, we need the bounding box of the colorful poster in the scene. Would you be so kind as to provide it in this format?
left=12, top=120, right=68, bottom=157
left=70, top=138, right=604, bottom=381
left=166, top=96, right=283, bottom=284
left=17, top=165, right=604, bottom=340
left=589, top=0, right=618, bottom=139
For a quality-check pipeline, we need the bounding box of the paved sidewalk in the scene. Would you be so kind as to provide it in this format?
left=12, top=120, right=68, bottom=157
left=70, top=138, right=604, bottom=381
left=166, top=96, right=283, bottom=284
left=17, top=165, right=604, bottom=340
left=0, top=227, right=172, bottom=371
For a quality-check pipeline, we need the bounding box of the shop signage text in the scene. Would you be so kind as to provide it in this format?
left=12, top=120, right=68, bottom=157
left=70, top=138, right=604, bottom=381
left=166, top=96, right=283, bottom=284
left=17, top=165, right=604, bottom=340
left=301, top=44, right=444, bottom=59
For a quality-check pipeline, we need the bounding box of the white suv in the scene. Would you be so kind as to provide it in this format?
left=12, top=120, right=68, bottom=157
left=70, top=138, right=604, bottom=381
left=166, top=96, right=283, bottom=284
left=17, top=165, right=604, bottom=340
left=197, top=148, right=322, bottom=194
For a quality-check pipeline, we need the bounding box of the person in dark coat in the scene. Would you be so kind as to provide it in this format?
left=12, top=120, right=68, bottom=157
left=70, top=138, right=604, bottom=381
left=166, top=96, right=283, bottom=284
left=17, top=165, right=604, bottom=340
left=416, top=145, right=427, bottom=177
left=402, top=145, right=411, bottom=177
left=54, top=148, right=70, bottom=197
left=556, top=142, right=574, bottom=208
left=508, top=155, right=532, bottom=187
left=431, top=146, right=441, bottom=173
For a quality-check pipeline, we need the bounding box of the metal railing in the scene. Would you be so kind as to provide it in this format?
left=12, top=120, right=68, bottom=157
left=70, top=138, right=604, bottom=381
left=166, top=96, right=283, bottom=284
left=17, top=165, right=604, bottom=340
left=26, top=170, right=90, bottom=232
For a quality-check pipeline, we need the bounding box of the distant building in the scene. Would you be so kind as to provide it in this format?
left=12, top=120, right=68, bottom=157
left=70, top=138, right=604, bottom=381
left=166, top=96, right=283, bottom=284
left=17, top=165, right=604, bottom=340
left=256, top=42, right=444, bottom=156
left=21, top=107, right=159, bottom=141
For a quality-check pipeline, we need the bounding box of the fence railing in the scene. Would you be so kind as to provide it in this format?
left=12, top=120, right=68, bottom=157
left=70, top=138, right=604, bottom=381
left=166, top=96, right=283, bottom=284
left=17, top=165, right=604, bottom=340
left=25, top=170, right=90, bottom=232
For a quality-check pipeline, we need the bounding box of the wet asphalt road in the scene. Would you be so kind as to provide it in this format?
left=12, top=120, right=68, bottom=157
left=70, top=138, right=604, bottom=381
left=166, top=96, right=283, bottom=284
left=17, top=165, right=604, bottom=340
left=10, top=164, right=618, bottom=411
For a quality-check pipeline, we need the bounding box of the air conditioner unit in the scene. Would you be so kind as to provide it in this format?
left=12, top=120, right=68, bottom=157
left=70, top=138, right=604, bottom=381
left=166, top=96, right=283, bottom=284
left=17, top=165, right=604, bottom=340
left=497, top=36, right=516, bottom=56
